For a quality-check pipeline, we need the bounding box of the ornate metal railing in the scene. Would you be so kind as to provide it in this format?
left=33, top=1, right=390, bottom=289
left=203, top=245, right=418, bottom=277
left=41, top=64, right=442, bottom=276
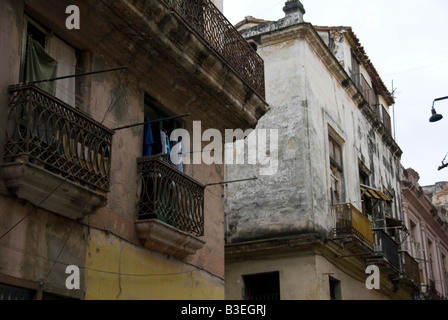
left=427, top=279, right=445, bottom=300
left=331, top=203, right=374, bottom=250
left=161, top=0, right=265, bottom=98
left=245, top=293, right=281, bottom=301
left=402, top=251, right=420, bottom=285
left=137, top=156, right=205, bottom=237
left=381, top=104, right=392, bottom=135
left=352, top=73, right=379, bottom=115
left=3, top=84, right=114, bottom=193
left=375, top=230, right=400, bottom=269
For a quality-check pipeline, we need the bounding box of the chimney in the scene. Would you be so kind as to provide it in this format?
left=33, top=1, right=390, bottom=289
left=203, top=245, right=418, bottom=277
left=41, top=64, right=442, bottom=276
left=283, top=0, right=306, bottom=23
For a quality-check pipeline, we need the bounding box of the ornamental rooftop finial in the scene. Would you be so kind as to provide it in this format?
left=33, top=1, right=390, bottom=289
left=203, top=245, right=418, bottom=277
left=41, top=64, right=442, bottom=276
left=283, top=0, right=306, bottom=22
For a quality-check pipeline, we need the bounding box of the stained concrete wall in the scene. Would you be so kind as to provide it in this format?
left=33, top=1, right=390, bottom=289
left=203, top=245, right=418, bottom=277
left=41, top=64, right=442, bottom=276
left=225, top=23, right=402, bottom=243
left=0, top=0, right=226, bottom=299
left=0, top=0, right=86, bottom=299
left=0, top=196, right=87, bottom=299
left=225, top=251, right=389, bottom=300
left=85, top=229, right=224, bottom=300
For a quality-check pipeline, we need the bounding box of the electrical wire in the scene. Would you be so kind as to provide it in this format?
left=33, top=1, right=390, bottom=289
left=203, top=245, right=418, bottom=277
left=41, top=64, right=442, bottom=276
left=0, top=240, right=221, bottom=280
left=44, top=228, right=73, bottom=282
left=0, top=178, right=68, bottom=241
left=383, top=59, right=448, bottom=77
left=378, top=50, right=448, bottom=71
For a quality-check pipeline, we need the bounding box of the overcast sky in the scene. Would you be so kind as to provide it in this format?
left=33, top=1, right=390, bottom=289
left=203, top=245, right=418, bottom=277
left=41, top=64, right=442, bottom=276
left=223, top=0, right=448, bottom=187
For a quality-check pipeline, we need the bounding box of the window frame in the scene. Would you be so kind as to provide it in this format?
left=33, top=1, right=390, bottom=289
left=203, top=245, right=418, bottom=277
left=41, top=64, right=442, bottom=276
left=328, top=131, right=345, bottom=205
left=242, top=271, right=281, bottom=301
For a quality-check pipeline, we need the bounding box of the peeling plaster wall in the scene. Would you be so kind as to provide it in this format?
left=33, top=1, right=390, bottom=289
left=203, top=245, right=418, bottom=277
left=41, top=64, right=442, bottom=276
left=225, top=252, right=390, bottom=300
left=0, top=0, right=87, bottom=299
left=85, top=229, right=224, bottom=300
left=225, top=23, right=402, bottom=244
left=0, top=196, right=87, bottom=299
left=225, top=35, right=314, bottom=243
left=0, top=0, right=226, bottom=299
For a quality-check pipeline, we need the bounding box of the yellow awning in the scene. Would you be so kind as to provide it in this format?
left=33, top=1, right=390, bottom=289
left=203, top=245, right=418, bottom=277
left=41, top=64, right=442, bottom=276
left=360, top=184, right=392, bottom=201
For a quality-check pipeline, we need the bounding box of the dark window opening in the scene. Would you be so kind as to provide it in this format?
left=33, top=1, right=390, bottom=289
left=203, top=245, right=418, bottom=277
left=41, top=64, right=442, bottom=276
left=329, top=135, right=344, bottom=204
left=139, top=96, right=187, bottom=225
left=143, top=95, right=183, bottom=159
left=21, top=19, right=48, bottom=83
left=359, top=163, right=377, bottom=219
left=42, top=292, right=79, bottom=300
left=243, top=272, right=280, bottom=301
left=329, top=277, right=342, bottom=300
left=0, top=284, right=34, bottom=300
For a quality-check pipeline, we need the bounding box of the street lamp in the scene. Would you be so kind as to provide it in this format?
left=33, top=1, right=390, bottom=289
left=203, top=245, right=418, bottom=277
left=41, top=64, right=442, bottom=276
left=429, top=96, right=448, bottom=122
left=429, top=96, right=448, bottom=170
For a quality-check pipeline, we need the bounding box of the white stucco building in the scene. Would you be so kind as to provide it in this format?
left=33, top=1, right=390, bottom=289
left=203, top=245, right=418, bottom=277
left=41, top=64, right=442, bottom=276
left=224, top=0, right=419, bottom=300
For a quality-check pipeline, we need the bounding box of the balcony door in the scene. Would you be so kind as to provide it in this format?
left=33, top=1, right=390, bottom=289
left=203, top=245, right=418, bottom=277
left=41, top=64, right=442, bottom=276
left=21, top=16, right=77, bottom=107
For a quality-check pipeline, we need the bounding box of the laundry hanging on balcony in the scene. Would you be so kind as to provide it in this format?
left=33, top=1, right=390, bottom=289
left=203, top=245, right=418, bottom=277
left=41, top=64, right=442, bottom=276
left=143, top=119, right=154, bottom=157
left=142, top=119, right=185, bottom=173
left=25, top=36, right=58, bottom=95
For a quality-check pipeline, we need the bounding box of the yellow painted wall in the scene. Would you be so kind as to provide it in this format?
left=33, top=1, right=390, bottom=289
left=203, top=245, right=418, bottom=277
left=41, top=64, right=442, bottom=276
left=85, top=229, right=224, bottom=300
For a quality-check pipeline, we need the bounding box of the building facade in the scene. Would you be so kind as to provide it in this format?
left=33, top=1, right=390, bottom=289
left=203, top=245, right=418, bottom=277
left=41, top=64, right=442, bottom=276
left=401, top=169, right=448, bottom=299
left=224, top=1, right=419, bottom=300
left=0, top=0, right=268, bottom=299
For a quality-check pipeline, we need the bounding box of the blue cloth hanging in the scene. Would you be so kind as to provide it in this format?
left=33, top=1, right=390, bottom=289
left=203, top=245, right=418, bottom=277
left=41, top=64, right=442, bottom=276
left=143, top=119, right=154, bottom=156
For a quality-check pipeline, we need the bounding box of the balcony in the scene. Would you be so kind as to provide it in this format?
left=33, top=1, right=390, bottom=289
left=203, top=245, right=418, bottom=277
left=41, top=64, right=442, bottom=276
left=352, top=73, right=378, bottom=114
left=401, top=251, right=420, bottom=285
left=427, top=280, right=446, bottom=300
left=374, top=230, right=400, bottom=269
left=331, top=203, right=374, bottom=251
left=163, top=0, right=265, bottom=99
left=1, top=84, right=113, bottom=220
left=135, top=156, right=205, bottom=259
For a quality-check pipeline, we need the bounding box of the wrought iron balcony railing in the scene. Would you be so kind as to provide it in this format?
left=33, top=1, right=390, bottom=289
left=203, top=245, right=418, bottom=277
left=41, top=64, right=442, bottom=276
left=137, top=156, right=205, bottom=237
left=162, top=0, right=265, bottom=98
left=375, top=230, right=400, bottom=269
left=402, top=251, right=420, bottom=285
left=3, top=84, right=114, bottom=193
left=352, top=73, right=379, bottom=114
left=427, top=279, right=445, bottom=300
left=331, top=203, right=374, bottom=250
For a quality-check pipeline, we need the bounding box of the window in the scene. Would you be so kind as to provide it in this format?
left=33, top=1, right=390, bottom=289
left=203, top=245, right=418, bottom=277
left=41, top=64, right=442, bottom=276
left=329, top=277, right=342, bottom=300
left=359, top=164, right=373, bottom=217
left=442, top=254, right=448, bottom=291
left=428, top=240, right=435, bottom=281
left=21, top=17, right=56, bottom=95
left=0, top=284, right=34, bottom=300
left=382, top=105, right=392, bottom=135
left=243, top=272, right=280, bottom=301
left=329, top=134, right=344, bottom=204
left=351, top=53, right=360, bottom=89
left=21, top=16, right=78, bottom=107
left=143, top=95, right=183, bottom=166
left=138, top=96, right=192, bottom=228
left=410, top=221, right=420, bottom=259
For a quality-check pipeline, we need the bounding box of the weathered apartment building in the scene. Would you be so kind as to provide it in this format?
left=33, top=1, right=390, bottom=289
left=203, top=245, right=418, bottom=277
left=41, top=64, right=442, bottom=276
left=401, top=169, right=448, bottom=300
left=0, top=0, right=268, bottom=299
left=224, top=1, right=420, bottom=300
